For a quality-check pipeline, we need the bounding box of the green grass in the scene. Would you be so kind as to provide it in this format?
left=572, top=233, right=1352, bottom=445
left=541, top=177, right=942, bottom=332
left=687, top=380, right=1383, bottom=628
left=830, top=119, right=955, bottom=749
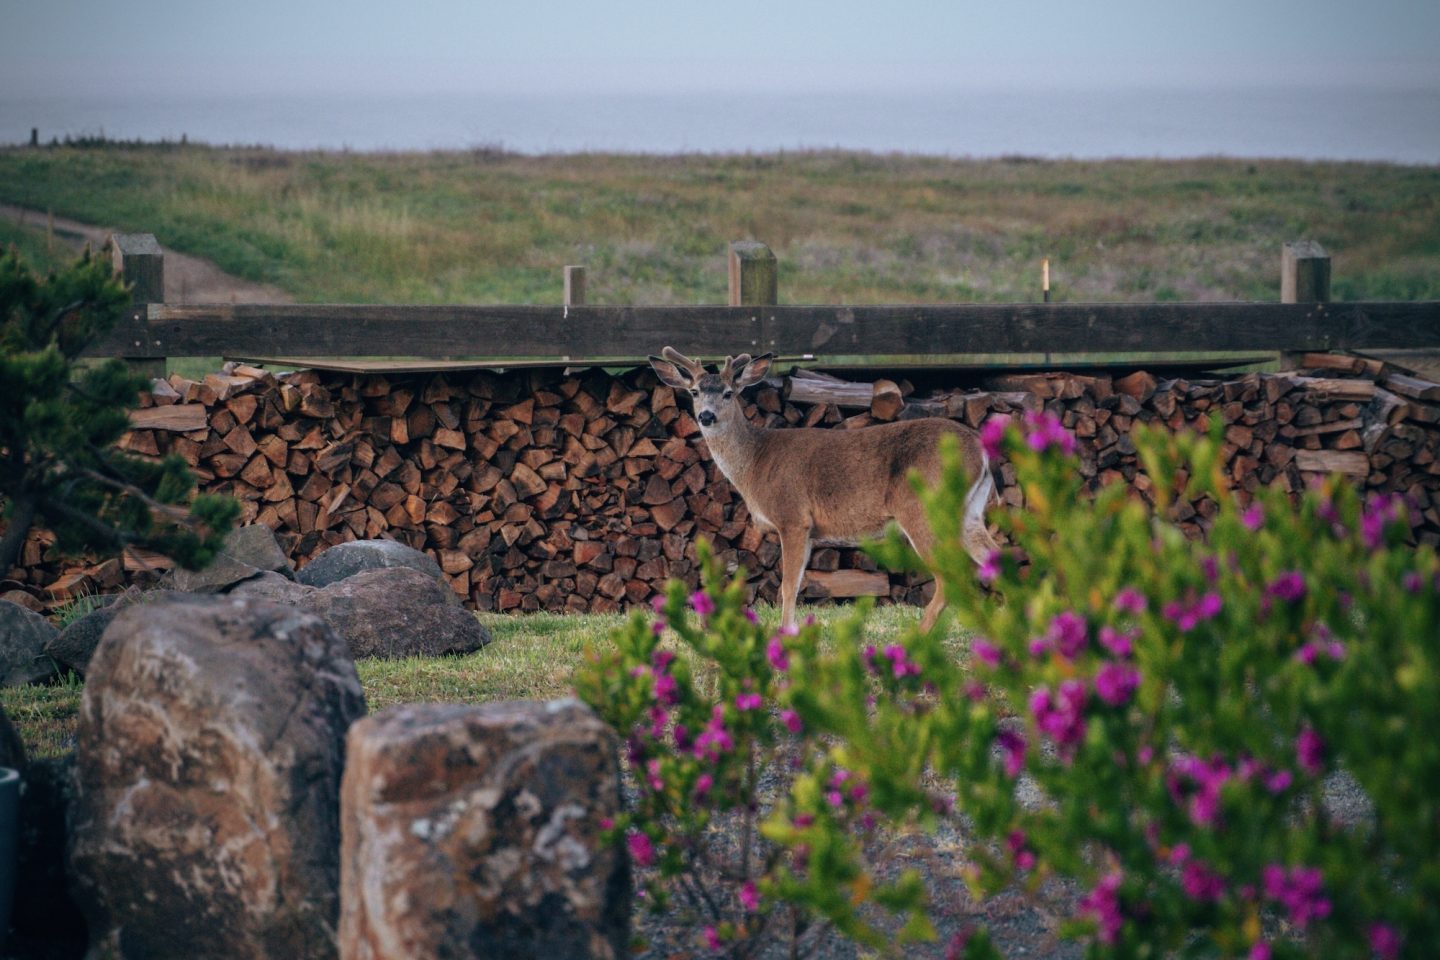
left=2, top=602, right=945, bottom=760
left=1, top=145, right=1437, bottom=306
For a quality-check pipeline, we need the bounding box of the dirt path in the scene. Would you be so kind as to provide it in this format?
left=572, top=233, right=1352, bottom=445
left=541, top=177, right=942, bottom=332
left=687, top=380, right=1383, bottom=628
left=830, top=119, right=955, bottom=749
left=0, top=204, right=294, bottom=304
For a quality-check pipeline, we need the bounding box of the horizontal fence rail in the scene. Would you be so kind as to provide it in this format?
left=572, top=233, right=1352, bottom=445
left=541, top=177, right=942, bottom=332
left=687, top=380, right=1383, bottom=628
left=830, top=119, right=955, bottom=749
left=80, top=234, right=1440, bottom=366
left=85, top=301, right=1440, bottom=361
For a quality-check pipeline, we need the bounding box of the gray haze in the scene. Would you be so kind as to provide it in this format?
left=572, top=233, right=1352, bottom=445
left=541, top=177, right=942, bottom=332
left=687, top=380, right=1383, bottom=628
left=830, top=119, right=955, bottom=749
left=3, top=0, right=1438, bottom=97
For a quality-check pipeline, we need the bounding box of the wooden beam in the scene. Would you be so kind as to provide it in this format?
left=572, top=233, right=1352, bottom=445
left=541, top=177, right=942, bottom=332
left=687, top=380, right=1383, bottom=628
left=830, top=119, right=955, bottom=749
left=1282, top=241, right=1331, bottom=304
left=81, top=301, right=1440, bottom=362
left=110, top=233, right=166, bottom=380
left=729, top=241, right=777, bottom=307
left=563, top=266, right=586, bottom=307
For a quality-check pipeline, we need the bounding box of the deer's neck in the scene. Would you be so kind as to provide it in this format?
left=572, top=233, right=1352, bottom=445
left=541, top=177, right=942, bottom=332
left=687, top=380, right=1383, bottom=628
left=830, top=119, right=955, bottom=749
left=702, top=417, right=767, bottom=490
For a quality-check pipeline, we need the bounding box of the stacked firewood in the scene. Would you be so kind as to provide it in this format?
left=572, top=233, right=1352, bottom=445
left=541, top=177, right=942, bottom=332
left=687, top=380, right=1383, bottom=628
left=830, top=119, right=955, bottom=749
left=6, top=353, right=1438, bottom=610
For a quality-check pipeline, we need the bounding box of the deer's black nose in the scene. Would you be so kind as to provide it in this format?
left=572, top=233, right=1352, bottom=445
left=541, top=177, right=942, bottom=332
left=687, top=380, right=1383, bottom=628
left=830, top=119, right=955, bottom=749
left=698, top=410, right=716, bottom=426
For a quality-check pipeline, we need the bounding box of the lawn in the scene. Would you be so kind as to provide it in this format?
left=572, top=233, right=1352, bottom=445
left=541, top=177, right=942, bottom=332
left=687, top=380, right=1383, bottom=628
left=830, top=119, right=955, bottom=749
left=1, top=145, right=1436, bottom=306
left=2, top=601, right=942, bottom=760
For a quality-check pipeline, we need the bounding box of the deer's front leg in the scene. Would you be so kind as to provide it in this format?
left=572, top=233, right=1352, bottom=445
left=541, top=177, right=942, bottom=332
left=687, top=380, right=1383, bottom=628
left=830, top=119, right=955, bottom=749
left=777, top=527, right=812, bottom=629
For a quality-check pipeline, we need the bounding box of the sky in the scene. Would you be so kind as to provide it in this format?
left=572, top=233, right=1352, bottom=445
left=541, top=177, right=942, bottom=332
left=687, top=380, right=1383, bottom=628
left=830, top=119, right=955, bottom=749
left=3, top=0, right=1438, bottom=98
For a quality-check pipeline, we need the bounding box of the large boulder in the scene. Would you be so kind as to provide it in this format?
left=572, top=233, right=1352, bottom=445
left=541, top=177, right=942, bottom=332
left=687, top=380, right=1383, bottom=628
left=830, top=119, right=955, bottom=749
left=0, top=598, right=59, bottom=687
left=44, top=588, right=184, bottom=678
left=300, top=567, right=490, bottom=660
left=70, top=596, right=367, bottom=959
left=13, top=754, right=89, bottom=959
left=298, top=538, right=445, bottom=589
left=339, top=700, right=629, bottom=960
left=165, top=523, right=295, bottom=594
left=227, top=570, right=319, bottom=605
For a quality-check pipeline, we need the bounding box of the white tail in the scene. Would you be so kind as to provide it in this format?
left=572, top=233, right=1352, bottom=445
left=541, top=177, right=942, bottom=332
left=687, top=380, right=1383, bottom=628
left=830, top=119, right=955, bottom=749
left=649, top=347, right=1000, bottom=630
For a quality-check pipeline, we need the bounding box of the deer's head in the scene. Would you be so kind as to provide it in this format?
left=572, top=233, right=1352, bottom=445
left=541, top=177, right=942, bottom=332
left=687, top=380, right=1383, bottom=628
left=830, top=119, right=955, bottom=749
left=648, top=347, right=773, bottom=434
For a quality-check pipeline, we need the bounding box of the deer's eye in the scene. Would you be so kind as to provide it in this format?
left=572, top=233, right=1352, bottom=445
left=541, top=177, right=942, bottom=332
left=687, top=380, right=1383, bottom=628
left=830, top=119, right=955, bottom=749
left=723, top=390, right=733, bottom=399
left=690, top=389, right=700, bottom=397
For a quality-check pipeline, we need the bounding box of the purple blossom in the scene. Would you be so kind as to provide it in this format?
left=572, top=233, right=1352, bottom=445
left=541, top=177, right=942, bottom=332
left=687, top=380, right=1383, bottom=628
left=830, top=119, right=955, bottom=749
left=740, top=880, right=760, bottom=913
left=826, top=789, right=845, bottom=808
left=1094, top=662, right=1141, bottom=707
left=1264, top=769, right=1293, bottom=794
left=1007, top=831, right=1036, bottom=871
left=743, top=608, right=760, bottom=624
left=647, top=706, right=668, bottom=739
left=978, top=549, right=1002, bottom=584
left=653, top=673, right=680, bottom=706
left=694, top=772, right=713, bottom=800
left=780, top=709, right=803, bottom=734
left=997, top=729, right=1027, bottom=778
left=1266, top=571, right=1307, bottom=603
left=1250, top=942, right=1272, bottom=960
left=694, top=705, right=735, bottom=760
left=972, top=638, right=1002, bottom=668
left=883, top=644, right=922, bottom=678
left=627, top=831, right=655, bottom=868
left=1297, top=727, right=1326, bottom=776
left=1098, top=626, right=1135, bottom=658
left=1263, top=864, right=1331, bottom=928
left=645, top=759, right=665, bottom=791
left=1079, top=871, right=1124, bottom=944
left=735, top=692, right=763, bottom=711
left=1047, top=610, right=1089, bottom=659
left=652, top=649, right=675, bottom=671
left=766, top=637, right=790, bottom=671
left=1201, top=555, right=1220, bottom=583
left=1163, top=592, right=1223, bottom=631
left=651, top=620, right=666, bottom=636
left=1241, top=503, right=1265, bottom=531
left=1369, top=923, right=1401, bottom=960
left=1361, top=493, right=1403, bottom=550
left=980, top=416, right=1010, bottom=459
left=704, top=925, right=722, bottom=951
left=1113, top=587, right=1148, bottom=615
left=1181, top=860, right=1227, bottom=902
left=690, top=590, right=716, bottom=617
left=650, top=594, right=667, bottom=614
left=1024, top=410, right=1077, bottom=455
left=1168, top=755, right=1233, bottom=828
left=1031, top=681, right=1089, bottom=758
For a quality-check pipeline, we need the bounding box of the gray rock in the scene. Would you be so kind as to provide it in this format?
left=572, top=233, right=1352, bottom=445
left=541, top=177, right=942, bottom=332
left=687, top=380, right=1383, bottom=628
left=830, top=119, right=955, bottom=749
left=305, top=567, right=491, bottom=660
left=70, top=596, right=367, bottom=960
left=0, top=599, right=59, bottom=687
left=298, top=538, right=444, bottom=589
left=44, top=587, right=186, bottom=678
left=227, top=570, right=319, bottom=605
left=339, top=699, right=629, bottom=960
left=165, top=523, right=295, bottom=594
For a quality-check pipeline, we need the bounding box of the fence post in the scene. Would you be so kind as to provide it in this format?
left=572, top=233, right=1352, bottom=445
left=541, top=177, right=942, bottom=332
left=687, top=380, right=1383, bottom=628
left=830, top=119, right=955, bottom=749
left=110, top=234, right=167, bottom=381
left=564, top=265, right=586, bottom=307
left=728, top=241, right=777, bottom=307
left=1279, top=241, right=1330, bottom=370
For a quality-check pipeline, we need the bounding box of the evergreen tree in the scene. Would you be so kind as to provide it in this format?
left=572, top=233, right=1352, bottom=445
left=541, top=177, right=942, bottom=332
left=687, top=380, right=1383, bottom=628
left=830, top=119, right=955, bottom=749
left=0, top=247, right=238, bottom=575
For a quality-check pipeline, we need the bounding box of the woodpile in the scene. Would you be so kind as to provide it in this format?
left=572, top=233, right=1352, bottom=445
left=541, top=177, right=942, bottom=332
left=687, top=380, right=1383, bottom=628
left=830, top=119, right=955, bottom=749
left=5, top=353, right=1438, bottom=611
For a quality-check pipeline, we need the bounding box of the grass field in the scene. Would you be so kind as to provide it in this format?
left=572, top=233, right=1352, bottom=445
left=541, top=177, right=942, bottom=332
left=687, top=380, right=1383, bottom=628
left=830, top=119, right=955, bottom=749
left=1, top=144, right=1437, bottom=306
left=1, top=602, right=937, bottom=760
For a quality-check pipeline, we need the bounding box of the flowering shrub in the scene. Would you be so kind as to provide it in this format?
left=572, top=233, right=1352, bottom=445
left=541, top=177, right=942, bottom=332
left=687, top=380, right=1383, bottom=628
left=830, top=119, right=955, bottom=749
left=577, top=414, right=1439, bottom=958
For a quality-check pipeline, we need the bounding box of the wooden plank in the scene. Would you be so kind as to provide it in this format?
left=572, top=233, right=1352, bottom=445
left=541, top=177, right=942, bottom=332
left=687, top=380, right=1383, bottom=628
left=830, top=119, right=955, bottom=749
left=1384, top=372, right=1440, bottom=402
left=806, top=569, right=891, bottom=598
left=128, top=403, right=209, bottom=432
left=1281, top=241, right=1331, bottom=303
left=564, top=266, right=586, bottom=307
left=110, top=232, right=166, bottom=379
left=81, top=301, right=1440, bottom=362
left=729, top=241, right=777, bottom=307
left=1294, top=450, right=1370, bottom=476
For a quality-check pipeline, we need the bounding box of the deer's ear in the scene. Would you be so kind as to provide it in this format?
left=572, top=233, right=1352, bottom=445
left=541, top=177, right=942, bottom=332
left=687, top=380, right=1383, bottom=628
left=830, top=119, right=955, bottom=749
left=734, top=353, right=774, bottom=389
left=649, top=355, right=695, bottom=389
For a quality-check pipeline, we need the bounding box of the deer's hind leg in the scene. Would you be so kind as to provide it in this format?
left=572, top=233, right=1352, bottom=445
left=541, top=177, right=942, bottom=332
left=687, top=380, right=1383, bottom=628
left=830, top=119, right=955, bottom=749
left=777, top=526, right=813, bottom=629
left=894, top=507, right=948, bottom=634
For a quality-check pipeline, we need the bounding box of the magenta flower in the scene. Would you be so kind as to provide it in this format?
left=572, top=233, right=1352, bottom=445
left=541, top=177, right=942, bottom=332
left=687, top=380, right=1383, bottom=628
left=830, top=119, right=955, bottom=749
left=1098, top=625, right=1135, bottom=658
left=1163, top=592, right=1223, bottom=631
left=997, top=729, right=1027, bottom=777
left=650, top=594, right=667, bottom=614
left=1094, top=662, right=1141, bottom=707
left=739, top=880, right=760, bottom=913
left=826, top=789, right=845, bottom=808
left=1031, top=681, right=1088, bottom=758
left=1296, top=727, right=1326, bottom=776
left=653, top=672, right=680, bottom=706
left=980, top=416, right=1010, bottom=459
left=1006, top=831, right=1036, bottom=871
left=1113, top=587, right=1148, bottom=615
left=766, top=636, right=790, bottom=671
left=735, top=692, right=763, bottom=711
left=780, top=708, right=803, bottom=733
left=645, top=758, right=665, bottom=791
left=693, top=772, right=713, bottom=800
left=978, top=549, right=1002, bottom=584
left=1079, top=871, right=1124, bottom=944
left=1241, top=503, right=1265, bottom=531
left=1369, top=923, right=1401, bottom=960
left=1249, top=942, right=1272, bottom=960
left=1263, top=864, right=1331, bottom=927
left=883, top=644, right=922, bottom=678
left=1047, top=610, right=1089, bottom=659
left=1201, top=555, right=1220, bottom=583
left=652, top=649, right=675, bottom=670
left=1266, top=571, right=1306, bottom=603
left=1361, top=492, right=1403, bottom=549
left=1264, top=769, right=1293, bottom=794
left=743, top=608, right=760, bottom=624
left=1023, top=410, right=1077, bottom=455
left=690, top=590, right=716, bottom=616
left=627, top=831, right=655, bottom=868
left=972, top=638, right=1001, bottom=668
left=703, top=925, right=722, bottom=951
left=1181, top=860, right=1227, bottom=902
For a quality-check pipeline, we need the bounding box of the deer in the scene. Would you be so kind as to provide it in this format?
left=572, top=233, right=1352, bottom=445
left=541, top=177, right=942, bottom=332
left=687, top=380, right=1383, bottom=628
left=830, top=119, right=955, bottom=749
left=649, top=347, right=1000, bottom=631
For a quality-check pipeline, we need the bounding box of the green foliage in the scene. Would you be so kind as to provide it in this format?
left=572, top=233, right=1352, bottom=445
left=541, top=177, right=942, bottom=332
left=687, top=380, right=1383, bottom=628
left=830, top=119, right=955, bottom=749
left=578, top=416, right=1438, bottom=958
left=0, top=248, right=238, bottom=573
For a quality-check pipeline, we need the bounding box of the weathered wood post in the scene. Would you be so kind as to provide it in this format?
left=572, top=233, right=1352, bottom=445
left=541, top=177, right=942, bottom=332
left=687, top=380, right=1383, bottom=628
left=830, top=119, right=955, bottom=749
left=728, top=241, right=777, bottom=307
left=563, top=265, right=586, bottom=307
left=1280, top=241, right=1331, bottom=370
left=109, top=233, right=166, bottom=381
left=1282, top=240, right=1331, bottom=304
left=29, top=128, right=39, bottom=148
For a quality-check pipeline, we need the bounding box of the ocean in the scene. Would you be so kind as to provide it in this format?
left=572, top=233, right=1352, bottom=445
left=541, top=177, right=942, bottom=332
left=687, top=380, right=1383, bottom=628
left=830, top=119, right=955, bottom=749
left=2, top=87, right=1437, bottom=162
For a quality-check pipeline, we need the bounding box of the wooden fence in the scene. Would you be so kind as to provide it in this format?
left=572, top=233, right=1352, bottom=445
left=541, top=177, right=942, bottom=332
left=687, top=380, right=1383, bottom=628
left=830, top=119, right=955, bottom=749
left=84, top=235, right=1440, bottom=370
